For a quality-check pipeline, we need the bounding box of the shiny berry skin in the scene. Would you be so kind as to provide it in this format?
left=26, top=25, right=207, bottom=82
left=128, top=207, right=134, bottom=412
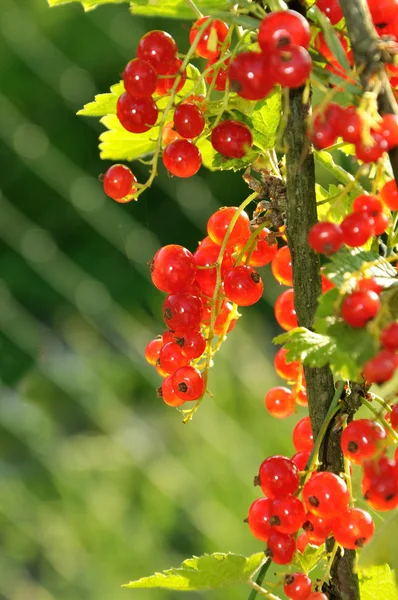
left=363, top=350, right=398, bottom=383
left=163, top=293, right=203, bottom=332
left=176, top=330, right=206, bottom=360
left=381, top=323, right=398, bottom=351
left=223, top=265, right=264, bottom=306
left=207, top=206, right=250, bottom=247
left=391, top=404, right=398, bottom=430
left=291, top=451, right=310, bottom=471
left=308, top=222, right=343, bottom=255
left=162, top=330, right=175, bottom=344
left=381, top=180, right=398, bottom=210
left=332, top=507, right=374, bottom=549
left=136, top=30, right=177, bottom=69
left=355, top=132, right=388, bottom=163
left=353, top=194, right=384, bottom=215
left=193, top=245, right=234, bottom=297
left=163, top=140, right=202, bottom=178
left=362, top=456, right=398, bottom=510
left=144, top=337, right=163, bottom=365
left=270, top=45, right=312, bottom=88
left=173, top=103, right=205, bottom=139
left=367, top=0, right=398, bottom=25
left=310, top=118, right=337, bottom=149
left=205, top=57, right=230, bottom=91
left=103, top=164, right=138, bottom=201
left=271, top=246, right=293, bottom=286
left=340, top=211, right=375, bottom=247
left=269, top=495, right=306, bottom=534
left=283, top=572, right=312, bottom=600
left=378, top=114, right=398, bottom=149
left=303, top=512, right=333, bottom=543
left=341, top=419, right=387, bottom=465
left=296, top=533, right=311, bottom=553
left=211, top=120, right=253, bottom=158
left=151, top=245, right=196, bottom=294
left=172, top=365, right=205, bottom=401
left=159, top=341, right=190, bottom=374
left=265, top=386, right=295, bottom=419
left=266, top=531, right=296, bottom=565
left=341, top=290, right=380, bottom=328
left=356, top=278, right=383, bottom=295
left=316, top=0, right=344, bottom=24
left=162, top=121, right=183, bottom=145
left=160, top=375, right=186, bottom=407
left=258, top=455, right=299, bottom=499
left=338, top=106, right=361, bottom=143
left=322, top=272, right=335, bottom=293
left=117, top=93, right=158, bottom=133
left=293, top=384, right=308, bottom=407
left=189, top=17, right=229, bottom=59
left=275, top=289, right=298, bottom=331
left=155, top=58, right=186, bottom=95
left=303, top=472, right=350, bottom=518
left=228, top=51, right=275, bottom=100
left=247, top=497, right=272, bottom=542
left=293, top=416, right=314, bottom=452
left=372, top=211, right=389, bottom=235
left=246, top=228, right=278, bottom=267
left=258, top=10, right=311, bottom=51
left=214, top=301, right=237, bottom=336
left=123, top=58, right=157, bottom=98
left=274, top=347, right=301, bottom=381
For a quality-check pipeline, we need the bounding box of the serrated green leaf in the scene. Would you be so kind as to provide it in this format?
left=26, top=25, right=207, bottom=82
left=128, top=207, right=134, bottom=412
left=48, top=0, right=127, bottom=9
left=322, top=248, right=397, bottom=292
left=293, top=544, right=326, bottom=575
left=359, top=565, right=398, bottom=600
left=212, top=150, right=258, bottom=171
left=197, top=137, right=216, bottom=171
left=314, top=288, right=340, bottom=334
left=315, top=150, right=365, bottom=192
left=123, top=552, right=265, bottom=591
left=273, top=327, right=335, bottom=368
left=316, top=183, right=355, bottom=223
left=130, top=0, right=231, bottom=19
left=310, top=6, right=352, bottom=74
left=77, top=81, right=124, bottom=117
left=250, top=89, right=282, bottom=153
left=99, top=115, right=158, bottom=161
left=359, top=512, right=398, bottom=589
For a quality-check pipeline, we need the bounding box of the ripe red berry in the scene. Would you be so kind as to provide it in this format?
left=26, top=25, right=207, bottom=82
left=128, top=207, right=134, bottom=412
left=283, top=572, right=312, bottom=600
left=207, top=206, right=250, bottom=247
left=381, top=323, right=398, bottom=351
left=211, top=120, right=253, bottom=158
left=372, top=210, right=389, bottom=235
left=266, top=531, right=296, bottom=565
left=355, top=132, right=388, bottom=163
left=316, top=0, right=344, bottom=24
left=265, top=386, right=295, bottom=419
left=356, top=278, right=383, bottom=295
left=308, top=222, right=344, bottom=255
left=159, top=341, right=190, bottom=374
left=391, top=404, right=398, bottom=430
left=228, top=51, right=275, bottom=100
left=163, top=140, right=202, bottom=178
left=155, top=58, right=186, bottom=95
left=160, top=375, right=186, bottom=407
left=271, top=246, right=293, bottom=286
left=258, top=10, right=311, bottom=51
left=162, top=121, right=183, bottom=145
left=269, top=495, right=306, bottom=534
left=117, top=92, right=158, bottom=133
left=162, top=330, right=175, bottom=344
left=292, top=416, right=314, bottom=452
left=205, top=57, right=230, bottom=91
left=194, top=245, right=234, bottom=297
left=172, top=365, right=205, bottom=401
left=291, top=451, right=310, bottom=471
left=270, top=45, right=312, bottom=88
left=341, top=289, right=380, bottom=328
left=341, top=419, right=387, bottom=465
left=246, top=228, right=278, bottom=267
left=173, top=103, right=205, bottom=139
left=214, top=301, right=237, bottom=336
left=340, top=211, right=375, bottom=247
left=274, top=347, right=301, bottom=381
left=103, top=164, right=138, bottom=201
left=163, top=293, right=203, bottom=332
left=275, top=289, right=298, bottom=331
left=303, top=512, right=333, bottom=543
left=303, top=471, right=350, bottom=517
left=175, top=330, right=206, bottom=360
left=258, top=455, right=299, bottom=499
left=293, top=384, right=308, bottom=407
left=224, top=265, right=264, bottom=306
left=123, top=58, right=157, bottom=99
left=367, top=0, right=398, bottom=25
left=189, top=17, right=229, bottom=59
left=144, top=337, right=163, bottom=365
left=151, top=245, right=196, bottom=294
left=352, top=194, right=384, bottom=216
left=136, top=30, right=177, bottom=69
left=362, top=456, right=398, bottom=511
left=363, top=350, right=398, bottom=383
left=381, top=180, right=398, bottom=210
left=247, top=497, right=272, bottom=542
left=332, top=507, right=375, bottom=549
left=338, top=106, right=361, bottom=143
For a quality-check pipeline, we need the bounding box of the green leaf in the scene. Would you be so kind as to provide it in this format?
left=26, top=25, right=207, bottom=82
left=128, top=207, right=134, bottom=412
left=48, top=0, right=127, bottom=10
left=359, top=512, right=398, bottom=588
left=274, top=327, right=335, bottom=368
left=99, top=115, right=159, bottom=161
left=212, top=150, right=258, bottom=172
left=197, top=136, right=216, bottom=171
left=77, top=81, right=123, bottom=117
left=130, top=0, right=231, bottom=19
left=250, top=89, right=282, bottom=153
left=322, top=248, right=397, bottom=292
left=293, top=544, right=326, bottom=575
left=310, top=6, right=352, bottom=73
left=359, top=565, right=398, bottom=600
left=315, top=150, right=365, bottom=192
left=316, top=183, right=355, bottom=224
left=123, top=552, right=265, bottom=591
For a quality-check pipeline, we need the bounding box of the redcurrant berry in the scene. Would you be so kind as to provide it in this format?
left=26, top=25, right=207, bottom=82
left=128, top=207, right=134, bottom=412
left=266, top=531, right=296, bottom=565
left=175, top=330, right=206, bottom=360
left=163, top=293, right=203, bottom=332
left=163, top=140, right=202, bottom=178
left=283, top=572, right=312, bottom=600
left=189, top=17, right=229, bottom=59
left=117, top=92, right=158, bottom=133
left=381, top=322, right=398, bottom=351
left=293, top=416, right=314, bottom=452
left=172, top=365, right=205, bottom=401
left=269, top=495, right=306, bottom=534
left=303, top=512, right=333, bottom=543
left=247, top=497, right=272, bottom=542
left=316, top=0, right=344, bottom=24
left=291, top=451, right=310, bottom=471
left=274, top=347, right=301, bottom=381
left=258, top=10, right=311, bottom=51
left=103, top=164, right=138, bottom=201
left=144, top=337, right=163, bottom=365
left=214, top=301, right=237, bottom=336
left=205, top=57, right=230, bottom=91
left=275, top=289, right=298, bottom=331
left=159, top=341, right=190, bottom=374
left=270, top=45, right=312, bottom=88
left=137, top=30, right=177, bottom=69
left=367, top=0, right=398, bottom=25
left=271, top=246, right=293, bottom=286
left=160, top=375, right=186, bottom=407
left=228, top=51, right=275, bottom=100
left=341, top=289, right=380, bottom=328
left=341, top=419, right=387, bottom=465
left=332, top=507, right=374, bottom=549
left=258, top=455, right=299, bottom=499
left=211, top=120, right=253, bottom=158
left=173, top=103, right=205, bottom=139
left=265, top=386, right=295, bottom=419
left=155, top=58, right=186, bottom=95
left=194, top=245, right=234, bottom=297
left=303, top=471, right=350, bottom=517
left=381, top=180, right=398, bottom=210
left=340, top=211, right=375, bottom=247
left=246, top=228, right=278, bottom=267
left=363, top=350, right=398, bottom=383
left=123, top=58, right=157, bottom=98
left=207, top=206, right=250, bottom=247
left=355, top=132, right=388, bottom=163
left=308, top=222, right=344, bottom=255
left=151, top=245, right=196, bottom=294
left=224, top=265, right=264, bottom=306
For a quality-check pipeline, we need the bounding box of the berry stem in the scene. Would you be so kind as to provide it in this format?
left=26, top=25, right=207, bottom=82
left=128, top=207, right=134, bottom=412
left=183, top=0, right=203, bottom=18
left=316, top=540, right=340, bottom=592
left=371, top=393, right=393, bottom=413
left=247, top=558, right=271, bottom=600
left=360, top=397, right=398, bottom=442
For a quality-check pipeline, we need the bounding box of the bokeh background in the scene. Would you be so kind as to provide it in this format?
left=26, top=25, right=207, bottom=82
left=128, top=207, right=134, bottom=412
left=0, top=1, right=370, bottom=599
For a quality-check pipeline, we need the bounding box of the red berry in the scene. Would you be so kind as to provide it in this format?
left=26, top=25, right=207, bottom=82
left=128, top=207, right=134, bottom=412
left=322, top=272, right=335, bottom=293
left=391, top=404, right=398, bottom=430
left=381, top=180, right=398, bottom=210
left=159, top=341, right=190, bottom=374
left=266, top=531, right=296, bottom=565
left=291, top=451, right=310, bottom=471
left=367, top=0, right=398, bottom=25
left=332, top=507, right=374, bottom=549
left=193, top=245, right=234, bottom=297
left=362, top=456, right=398, bottom=510
left=258, top=455, right=299, bottom=499
left=316, top=0, right=344, bottom=24
left=270, top=45, right=312, bottom=88
left=355, top=132, right=388, bottom=163
left=275, top=289, right=298, bottom=331
left=137, top=30, right=177, bottom=68
left=117, top=92, right=158, bottom=133
left=247, top=497, right=272, bottom=542
left=174, top=103, right=205, bottom=139
left=162, top=330, right=175, bottom=344
left=303, top=512, right=333, bottom=543
left=151, top=245, right=196, bottom=294
left=223, top=265, right=264, bottom=306
left=274, top=347, right=301, bottom=381
left=228, top=51, right=275, bottom=100
left=155, top=58, right=186, bottom=95
left=175, top=330, right=206, bottom=360
left=189, top=17, right=229, bottom=59
left=338, top=106, right=361, bottom=144
left=258, top=10, right=311, bottom=51
left=293, top=416, right=314, bottom=452
left=303, top=471, right=350, bottom=517
left=160, top=375, right=186, bottom=407
left=163, top=293, right=203, bottom=332
left=381, top=323, right=398, bottom=351
left=378, top=114, right=398, bottom=149
left=310, top=117, right=337, bottom=149
left=103, top=164, right=138, bottom=201
left=144, top=337, right=163, bottom=365
left=265, top=386, right=295, bottom=419
left=353, top=194, right=384, bottom=215
left=214, top=301, right=237, bottom=336
left=246, top=228, right=278, bottom=267
left=123, top=58, right=157, bottom=98
left=211, top=120, right=253, bottom=158
left=341, top=419, right=387, bottom=465
left=340, top=211, right=375, bottom=247
left=363, top=350, right=398, bottom=383
left=293, top=384, right=308, bottom=407
left=172, top=366, right=205, bottom=401
left=356, top=278, right=383, bottom=295
left=308, top=222, right=344, bottom=255
left=205, top=57, right=230, bottom=91
left=270, top=495, right=306, bottom=534
left=271, top=246, right=293, bottom=286
left=372, top=211, right=389, bottom=235
left=163, top=140, right=202, bottom=178
left=207, top=206, right=250, bottom=246
left=284, top=572, right=312, bottom=600
left=162, top=121, right=183, bottom=145
left=341, top=290, right=380, bottom=328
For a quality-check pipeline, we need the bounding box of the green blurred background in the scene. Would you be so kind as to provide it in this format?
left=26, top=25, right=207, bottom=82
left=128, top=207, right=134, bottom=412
left=0, top=1, right=346, bottom=599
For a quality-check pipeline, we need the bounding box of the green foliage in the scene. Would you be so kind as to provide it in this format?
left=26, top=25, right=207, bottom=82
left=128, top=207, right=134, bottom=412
left=322, top=248, right=397, bottom=292
left=316, top=183, right=355, bottom=223
left=293, top=544, right=326, bottom=575
left=123, top=552, right=265, bottom=591
left=359, top=565, right=398, bottom=600
left=309, top=6, right=352, bottom=73
left=48, top=0, right=128, bottom=10
left=130, top=0, right=231, bottom=19
left=315, top=150, right=365, bottom=192
left=359, top=512, right=398, bottom=587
